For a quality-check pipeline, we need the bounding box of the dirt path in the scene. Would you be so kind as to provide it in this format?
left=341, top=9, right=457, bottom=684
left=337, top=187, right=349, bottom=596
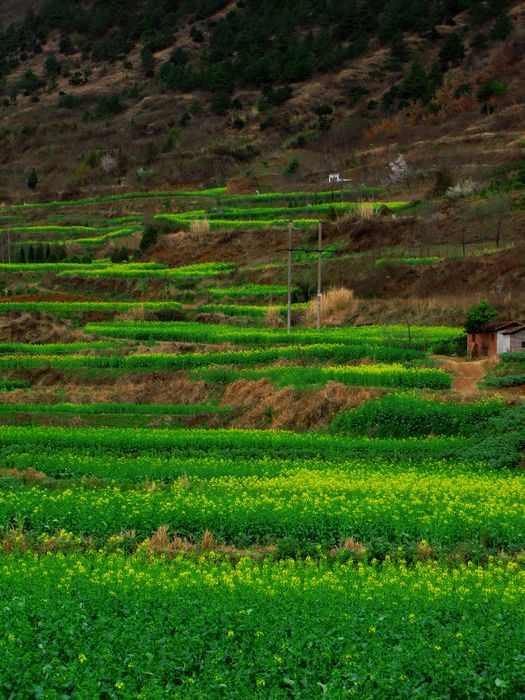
left=435, top=356, right=492, bottom=397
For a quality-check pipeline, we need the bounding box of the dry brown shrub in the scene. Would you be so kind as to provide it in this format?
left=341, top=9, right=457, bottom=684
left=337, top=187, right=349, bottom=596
left=341, top=538, right=366, bottom=556
left=147, top=525, right=192, bottom=556
left=265, top=306, right=285, bottom=328
left=304, top=287, right=359, bottom=327
left=117, top=303, right=149, bottom=322
left=355, top=202, right=375, bottom=221
left=201, top=530, right=214, bottom=550
left=189, top=218, right=210, bottom=235
left=0, top=467, right=47, bottom=483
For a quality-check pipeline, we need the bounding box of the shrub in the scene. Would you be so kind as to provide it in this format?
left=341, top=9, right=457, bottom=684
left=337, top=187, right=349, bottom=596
left=284, top=158, right=300, bottom=177
left=139, top=224, right=159, bottom=252
left=446, top=179, right=481, bottom=199
left=464, top=301, right=498, bottom=333
left=477, top=78, right=508, bottom=102
left=95, top=94, right=123, bottom=119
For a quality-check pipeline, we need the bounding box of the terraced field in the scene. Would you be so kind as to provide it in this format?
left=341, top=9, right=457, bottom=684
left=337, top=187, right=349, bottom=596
left=0, top=189, right=524, bottom=698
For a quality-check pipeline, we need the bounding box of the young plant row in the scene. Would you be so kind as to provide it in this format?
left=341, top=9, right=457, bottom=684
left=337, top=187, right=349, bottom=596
left=0, top=343, right=427, bottom=371
left=197, top=303, right=307, bottom=318
left=204, top=284, right=292, bottom=299
left=84, top=320, right=465, bottom=352
left=375, top=256, right=443, bottom=266
left=0, top=262, right=164, bottom=273
left=194, top=364, right=452, bottom=390
left=0, top=402, right=227, bottom=417
left=58, top=261, right=236, bottom=279
left=0, top=425, right=468, bottom=464
left=0, top=341, right=123, bottom=355
left=157, top=215, right=320, bottom=230
left=0, top=380, right=30, bottom=391
left=0, top=301, right=183, bottom=315
left=5, top=187, right=228, bottom=210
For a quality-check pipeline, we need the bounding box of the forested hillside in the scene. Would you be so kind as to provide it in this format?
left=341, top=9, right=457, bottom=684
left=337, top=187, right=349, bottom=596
left=0, top=0, right=524, bottom=199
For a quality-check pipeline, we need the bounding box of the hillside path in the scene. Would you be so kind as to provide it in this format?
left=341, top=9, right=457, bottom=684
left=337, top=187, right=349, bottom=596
left=434, top=356, right=492, bottom=397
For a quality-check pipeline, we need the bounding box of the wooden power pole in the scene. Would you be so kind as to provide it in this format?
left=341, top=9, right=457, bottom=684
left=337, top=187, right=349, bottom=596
left=316, top=222, right=322, bottom=330
left=287, top=221, right=292, bottom=333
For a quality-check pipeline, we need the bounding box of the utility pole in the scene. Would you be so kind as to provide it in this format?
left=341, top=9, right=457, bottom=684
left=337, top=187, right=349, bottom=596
left=287, top=221, right=292, bottom=333
left=316, top=222, right=322, bottom=330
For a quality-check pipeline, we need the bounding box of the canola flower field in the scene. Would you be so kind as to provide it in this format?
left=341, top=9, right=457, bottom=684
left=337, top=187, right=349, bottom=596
left=3, top=556, right=524, bottom=698
left=0, top=189, right=524, bottom=698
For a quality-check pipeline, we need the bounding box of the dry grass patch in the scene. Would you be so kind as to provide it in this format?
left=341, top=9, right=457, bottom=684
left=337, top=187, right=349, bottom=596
left=189, top=218, right=210, bottom=235
left=265, top=306, right=285, bottom=327
left=304, top=287, right=359, bottom=327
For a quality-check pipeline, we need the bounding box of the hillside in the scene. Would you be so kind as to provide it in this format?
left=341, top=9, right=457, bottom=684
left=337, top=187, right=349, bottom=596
left=0, top=0, right=524, bottom=202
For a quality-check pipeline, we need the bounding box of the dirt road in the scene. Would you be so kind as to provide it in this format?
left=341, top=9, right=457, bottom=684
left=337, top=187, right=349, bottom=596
left=435, top=357, right=492, bottom=396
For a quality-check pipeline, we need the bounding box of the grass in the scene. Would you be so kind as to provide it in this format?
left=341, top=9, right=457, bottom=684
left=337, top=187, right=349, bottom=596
left=375, top=257, right=443, bottom=266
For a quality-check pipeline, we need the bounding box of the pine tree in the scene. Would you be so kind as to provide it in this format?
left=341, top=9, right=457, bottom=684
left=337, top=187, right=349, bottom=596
left=439, top=32, right=465, bottom=70
left=400, top=61, right=433, bottom=104
left=26, top=168, right=38, bottom=191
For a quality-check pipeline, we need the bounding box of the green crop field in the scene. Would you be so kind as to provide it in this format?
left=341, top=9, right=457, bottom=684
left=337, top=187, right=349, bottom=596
left=0, top=184, right=523, bottom=699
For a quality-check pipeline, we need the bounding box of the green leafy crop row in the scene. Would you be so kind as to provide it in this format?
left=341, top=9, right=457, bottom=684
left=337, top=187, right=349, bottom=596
left=84, top=320, right=465, bottom=353
left=0, top=344, right=427, bottom=371
left=194, top=364, right=451, bottom=390
left=331, top=394, right=506, bottom=437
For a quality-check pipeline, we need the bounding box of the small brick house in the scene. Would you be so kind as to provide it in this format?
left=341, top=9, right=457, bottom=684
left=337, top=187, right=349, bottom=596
left=467, top=321, right=525, bottom=358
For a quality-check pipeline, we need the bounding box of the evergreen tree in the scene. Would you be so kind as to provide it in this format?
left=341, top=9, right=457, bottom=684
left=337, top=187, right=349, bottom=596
left=140, top=46, right=155, bottom=77
left=27, top=245, right=35, bottom=263
left=18, top=247, right=26, bottom=263
left=490, top=13, right=513, bottom=40
left=400, top=61, right=434, bottom=104
left=439, top=32, right=465, bottom=70
left=26, top=168, right=38, bottom=190
left=139, top=224, right=159, bottom=253
left=34, top=243, right=44, bottom=263
left=44, top=52, right=61, bottom=76
left=379, top=0, right=403, bottom=44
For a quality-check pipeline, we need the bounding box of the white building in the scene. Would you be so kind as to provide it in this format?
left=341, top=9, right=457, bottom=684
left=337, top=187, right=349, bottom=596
left=496, top=325, right=525, bottom=354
